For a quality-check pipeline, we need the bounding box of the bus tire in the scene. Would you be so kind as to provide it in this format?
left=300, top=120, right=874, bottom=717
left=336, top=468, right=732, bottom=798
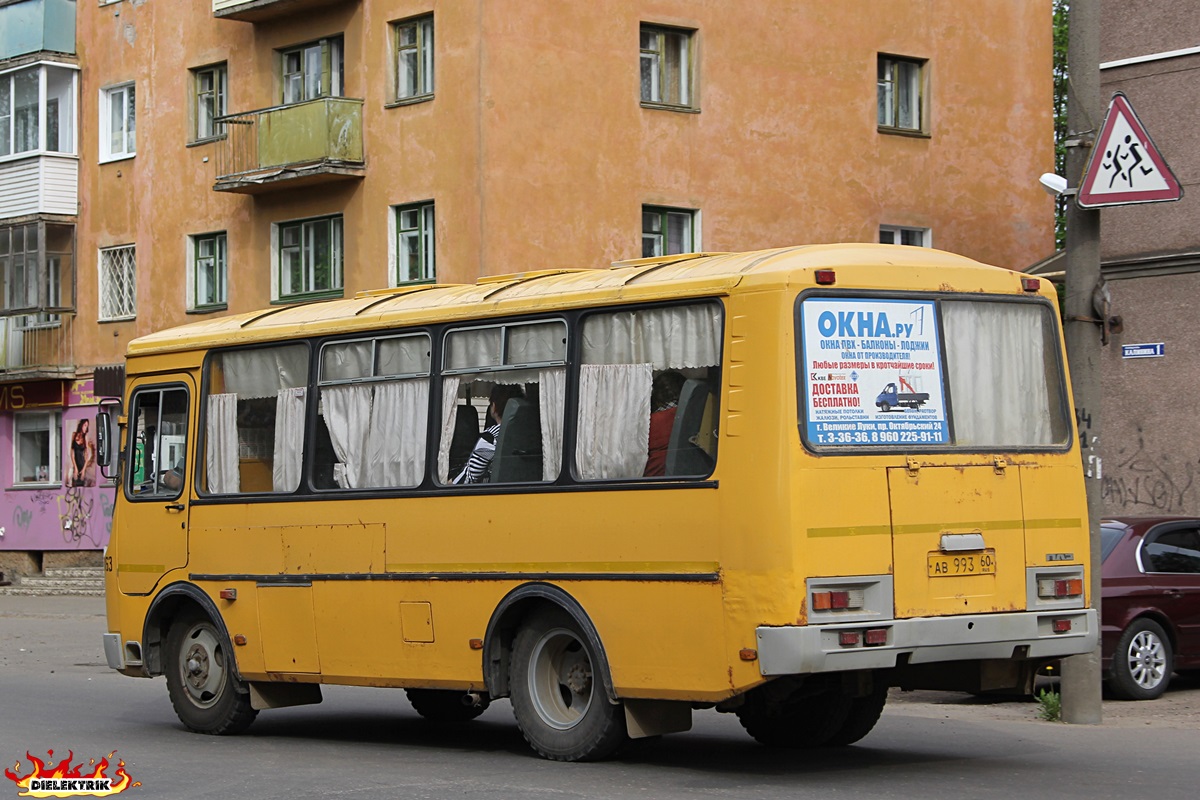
left=406, top=689, right=490, bottom=723
left=736, top=687, right=852, bottom=748
left=1108, top=618, right=1173, bottom=701
left=164, top=609, right=257, bottom=735
left=509, top=608, right=627, bottom=761
left=825, top=685, right=887, bottom=746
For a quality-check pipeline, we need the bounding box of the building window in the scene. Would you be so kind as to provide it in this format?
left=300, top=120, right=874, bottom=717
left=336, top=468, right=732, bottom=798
left=277, top=216, right=343, bottom=300
left=0, top=64, right=77, bottom=157
left=101, top=82, right=136, bottom=161
left=877, top=55, right=924, bottom=132
left=281, top=37, right=344, bottom=105
left=642, top=206, right=696, bottom=257
left=99, top=244, right=136, bottom=321
left=879, top=226, right=930, bottom=247
left=14, top=411, right=60, bottom=486
left=192, top=63, right=227, bottom=141
left=640, top=25, right=693, bottom=108
left=190, top=232, right=227, bottom=311
left=1, top=221, right=74, bottom=323
left=393, top=15, right=434, bottom=102
left=394, top=202, right=434, bottom=284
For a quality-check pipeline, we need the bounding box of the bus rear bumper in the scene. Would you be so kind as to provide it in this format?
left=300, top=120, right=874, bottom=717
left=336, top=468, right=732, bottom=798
left=755, top=608, right=1097, bottom=676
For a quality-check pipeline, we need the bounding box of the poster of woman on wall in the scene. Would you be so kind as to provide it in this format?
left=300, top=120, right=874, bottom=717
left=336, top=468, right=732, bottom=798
left=67, top=418, right=97, bottom=487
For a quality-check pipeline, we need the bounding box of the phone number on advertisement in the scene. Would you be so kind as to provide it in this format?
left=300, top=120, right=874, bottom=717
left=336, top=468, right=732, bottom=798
left=815, top=430, right=940, bottom=445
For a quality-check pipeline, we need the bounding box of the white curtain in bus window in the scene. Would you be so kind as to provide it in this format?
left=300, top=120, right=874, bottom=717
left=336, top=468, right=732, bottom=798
left=318, top=334, right=431, bottom=489
left=206, top=344, right=309, bottom=494
left=942, top=301, right=1067, bottom=447
left=437, top=375, right=462, bottom=483
left=273, top=387, right=307, bottom=492
left=206, top=393, right=240, bottom=493
left=539, top=368, right=566, bottom=480
left=365, top=379, right=429, bottom=487
left=576, top=363, right=653, bottom=479
left=578, top=303, right=721, bottom=480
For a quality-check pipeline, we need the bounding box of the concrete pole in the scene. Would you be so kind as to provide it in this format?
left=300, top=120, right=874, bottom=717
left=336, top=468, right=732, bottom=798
left=1060, top=0, right=1104, bottom=725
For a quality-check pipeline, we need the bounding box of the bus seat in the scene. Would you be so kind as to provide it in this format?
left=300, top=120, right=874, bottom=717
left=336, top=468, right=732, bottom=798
left=490, top=398, right=541, bottom=483
left=448, top=404, right=480, bottom=479
left=665, top=379, right=716, bottom=477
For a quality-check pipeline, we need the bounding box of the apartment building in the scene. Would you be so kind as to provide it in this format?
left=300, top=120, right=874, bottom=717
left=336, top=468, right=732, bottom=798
left=1, top=0, right=1054, bottom=566
left=1093, top=0, right=1200, bottom=516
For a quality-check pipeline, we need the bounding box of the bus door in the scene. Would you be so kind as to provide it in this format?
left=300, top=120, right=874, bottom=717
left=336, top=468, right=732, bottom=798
left=888, top=461, right=1028, bottom=617
left=117, top=380, right=194, bottom=595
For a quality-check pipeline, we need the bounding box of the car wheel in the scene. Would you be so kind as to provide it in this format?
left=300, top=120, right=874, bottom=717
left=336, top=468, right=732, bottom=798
left=1108, top=618, right=1173, bottom=701
left=879, top=402, right=891, bottom=413
left=736, top=687, right=853, bottom=748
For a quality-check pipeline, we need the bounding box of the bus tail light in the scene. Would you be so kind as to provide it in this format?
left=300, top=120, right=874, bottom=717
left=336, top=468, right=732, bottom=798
left=864, top=628, right=888, bottom=646
left=1038, top=578, right=1083, bottom=599
left=814, top=270, right=837, bottom=285
left=1022, top=277, right=1041, bottom=292
left=1052, top=619, right=1073, bottom=633
left=812, top=589, right=863, bottom=611
left=839, top=631, right=861, bottom=646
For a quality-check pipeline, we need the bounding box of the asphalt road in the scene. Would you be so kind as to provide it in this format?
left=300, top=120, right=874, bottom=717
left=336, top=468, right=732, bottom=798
left=2, top=596, right=1196, bottom=799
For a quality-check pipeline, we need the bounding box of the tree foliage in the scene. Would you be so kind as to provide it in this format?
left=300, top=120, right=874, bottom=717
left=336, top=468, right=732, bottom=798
left=1053, top=0, right=1069, bottom=248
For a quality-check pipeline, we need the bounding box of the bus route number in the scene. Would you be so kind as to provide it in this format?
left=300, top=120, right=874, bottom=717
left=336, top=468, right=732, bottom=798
left=927, top=549, right=996, bottom=577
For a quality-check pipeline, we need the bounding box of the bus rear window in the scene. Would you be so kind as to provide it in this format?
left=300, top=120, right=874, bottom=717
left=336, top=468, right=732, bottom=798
left=797, top=295, right=1069, bottom=451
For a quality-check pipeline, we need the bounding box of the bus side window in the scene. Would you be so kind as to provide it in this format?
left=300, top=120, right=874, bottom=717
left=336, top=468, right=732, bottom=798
left=577, top=302, right=722, bottom=480
left=128, top=387, right=190, bottom=499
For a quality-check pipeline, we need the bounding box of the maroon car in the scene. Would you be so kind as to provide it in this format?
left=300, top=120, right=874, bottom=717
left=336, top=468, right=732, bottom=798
left=1101, top=517, right=1200, bottom=699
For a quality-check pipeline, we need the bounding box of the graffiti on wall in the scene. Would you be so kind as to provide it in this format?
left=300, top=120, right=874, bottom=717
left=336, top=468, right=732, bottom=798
left=1101, top=429, right=1198, bottom=514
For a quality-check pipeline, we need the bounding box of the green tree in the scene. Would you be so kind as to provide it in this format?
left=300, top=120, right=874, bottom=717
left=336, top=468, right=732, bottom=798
left=1053, top=0, right=1069, bottom=248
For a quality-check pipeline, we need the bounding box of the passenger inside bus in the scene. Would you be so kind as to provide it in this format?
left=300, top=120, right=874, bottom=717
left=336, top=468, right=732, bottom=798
left=454, top=384, right=525, bottom=484
left=644, top=370, right=685, bottom=477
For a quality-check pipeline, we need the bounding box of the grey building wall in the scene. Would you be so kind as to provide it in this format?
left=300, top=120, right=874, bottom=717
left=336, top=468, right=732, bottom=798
left=1098, top=0, right=1200, bottom=516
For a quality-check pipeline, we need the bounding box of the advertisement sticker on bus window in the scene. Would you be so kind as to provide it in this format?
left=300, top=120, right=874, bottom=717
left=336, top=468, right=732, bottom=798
left=800, top=297, right=948, bottom=446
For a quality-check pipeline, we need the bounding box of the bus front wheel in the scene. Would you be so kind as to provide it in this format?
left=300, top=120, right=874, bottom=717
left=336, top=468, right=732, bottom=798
left=509, top=608, right=627, bottom=761
left=164, top=610, right=257, bottom=735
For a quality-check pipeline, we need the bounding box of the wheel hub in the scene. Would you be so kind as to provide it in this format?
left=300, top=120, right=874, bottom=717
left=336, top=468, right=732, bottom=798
left=565, top=661, right=591, bottom=694
left=185, top=644, right=210, bottom=689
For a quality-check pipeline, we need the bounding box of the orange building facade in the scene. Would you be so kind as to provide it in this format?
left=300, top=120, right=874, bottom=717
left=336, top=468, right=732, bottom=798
left=1, top=0, right=1054, bottom=561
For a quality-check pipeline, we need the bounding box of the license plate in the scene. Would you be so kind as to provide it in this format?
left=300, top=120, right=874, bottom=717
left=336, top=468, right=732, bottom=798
left=927, top=549, right=996, bottom=577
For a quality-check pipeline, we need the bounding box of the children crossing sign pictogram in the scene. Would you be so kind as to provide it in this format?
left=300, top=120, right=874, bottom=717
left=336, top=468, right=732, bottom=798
left=1078, top=92, right=1182, bottom=208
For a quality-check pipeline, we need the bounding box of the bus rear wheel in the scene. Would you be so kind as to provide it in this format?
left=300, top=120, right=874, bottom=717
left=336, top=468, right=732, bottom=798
left=509, top=608, right=627, bottom=761
left=164, top=610, right=257, bottom=735
left=406, top=689, right=490, bottom=723
left=737, top=686, right=856, bottom=748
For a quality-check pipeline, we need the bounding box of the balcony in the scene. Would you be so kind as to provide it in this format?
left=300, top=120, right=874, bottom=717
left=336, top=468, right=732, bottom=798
left=212, top=0, right=357, bottom=23
left=0, top=0, right=75, bottom=61
left=213, top=97, right=365, bottom=195
left=0, top=313, right=73, bottom=379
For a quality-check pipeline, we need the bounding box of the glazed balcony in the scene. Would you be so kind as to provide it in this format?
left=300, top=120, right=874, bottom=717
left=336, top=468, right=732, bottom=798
left=212, top=0, right=357, bottom=23
left=213, top=97, right=365, bottom=195
left=0, top=0, right=75, bottom=61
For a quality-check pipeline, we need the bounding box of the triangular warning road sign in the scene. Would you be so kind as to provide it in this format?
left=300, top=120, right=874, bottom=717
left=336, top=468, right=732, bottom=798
left=1078, top=92, right=1182, bottom=208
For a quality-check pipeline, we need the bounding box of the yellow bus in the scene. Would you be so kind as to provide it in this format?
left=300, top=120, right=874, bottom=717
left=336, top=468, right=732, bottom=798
left=100, top=244, right=1096, bottom=761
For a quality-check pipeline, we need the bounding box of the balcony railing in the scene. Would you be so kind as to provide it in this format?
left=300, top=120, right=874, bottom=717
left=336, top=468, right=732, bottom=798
left=213, top=97, right=365, bottom=195
left=212, top=0, right=357, bottom=24
left=0, top=313, right=73, bottom=378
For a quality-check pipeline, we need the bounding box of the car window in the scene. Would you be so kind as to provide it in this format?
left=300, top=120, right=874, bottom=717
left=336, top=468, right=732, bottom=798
left=1142, top=527, right=1200, bottom=574
left=1101, top=524, right=1125, bottom=563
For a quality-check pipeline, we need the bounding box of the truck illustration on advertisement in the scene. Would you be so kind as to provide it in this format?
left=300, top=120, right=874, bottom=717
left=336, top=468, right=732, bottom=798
left=875, top=376, right=929, bottom=411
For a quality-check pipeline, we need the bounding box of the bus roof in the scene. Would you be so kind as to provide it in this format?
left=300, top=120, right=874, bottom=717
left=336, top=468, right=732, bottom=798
left=127, top=244, right=1018, bottom=356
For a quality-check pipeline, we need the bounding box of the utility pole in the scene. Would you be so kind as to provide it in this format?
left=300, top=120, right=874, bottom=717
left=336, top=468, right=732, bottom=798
left=1060, top=0, right=1104, bottom=725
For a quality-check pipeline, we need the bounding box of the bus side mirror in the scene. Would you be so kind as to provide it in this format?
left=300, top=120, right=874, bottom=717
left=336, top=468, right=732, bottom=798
left=95, top=397, right=122, bottom=478
left=95, top=410, right=114, bottom=469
